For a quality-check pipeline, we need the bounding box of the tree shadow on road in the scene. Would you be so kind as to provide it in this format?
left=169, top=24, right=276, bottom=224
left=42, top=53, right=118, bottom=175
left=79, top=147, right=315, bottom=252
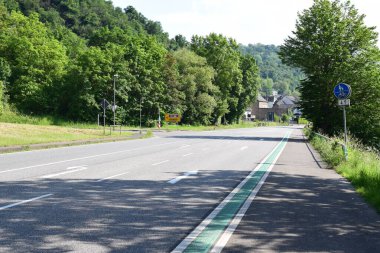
left=0, top=169, right=248, bottom=253
left=223, top=171, right=380, bottom=253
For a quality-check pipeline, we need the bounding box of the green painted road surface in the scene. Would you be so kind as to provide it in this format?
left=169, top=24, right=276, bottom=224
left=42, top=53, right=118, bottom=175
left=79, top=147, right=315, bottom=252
left=174, top=132, right=291, bottom=253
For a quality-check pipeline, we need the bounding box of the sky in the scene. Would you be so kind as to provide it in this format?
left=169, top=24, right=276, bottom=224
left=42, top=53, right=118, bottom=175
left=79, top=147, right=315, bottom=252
left=112, top=0, right=380, bottom=46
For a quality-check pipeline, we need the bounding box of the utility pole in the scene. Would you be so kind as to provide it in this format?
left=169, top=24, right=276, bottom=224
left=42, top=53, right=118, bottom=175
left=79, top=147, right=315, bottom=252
left=113, top=74, right=119, bottom=127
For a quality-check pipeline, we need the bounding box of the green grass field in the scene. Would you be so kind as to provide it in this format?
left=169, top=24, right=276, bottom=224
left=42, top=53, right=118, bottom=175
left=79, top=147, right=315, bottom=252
left=305, top=128, right=380, bottom=213
left=0, top=122, right=133, bottom=147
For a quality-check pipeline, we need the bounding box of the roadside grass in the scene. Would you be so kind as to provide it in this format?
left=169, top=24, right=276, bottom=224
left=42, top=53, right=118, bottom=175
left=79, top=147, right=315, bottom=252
left=304, top=128, right=380, bottom=212
left=0, top=122, right=133, bottom=147
left=160, top=121, right=287, bottom=131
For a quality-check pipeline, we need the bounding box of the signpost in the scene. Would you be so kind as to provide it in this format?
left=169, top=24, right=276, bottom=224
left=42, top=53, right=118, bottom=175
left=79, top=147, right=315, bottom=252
left=333, top=83, right=351, bottom=160
left=165, top=113, right=181, bottom=123
left=100, top=99, right=110, bottom=134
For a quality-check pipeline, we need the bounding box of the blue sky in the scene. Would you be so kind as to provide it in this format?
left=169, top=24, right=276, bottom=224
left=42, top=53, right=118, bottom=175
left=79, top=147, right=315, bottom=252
left=112, top=0, right=380, bottom=46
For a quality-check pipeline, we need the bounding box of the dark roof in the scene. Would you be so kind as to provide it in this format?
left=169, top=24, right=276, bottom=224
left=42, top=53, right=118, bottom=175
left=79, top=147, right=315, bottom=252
left=257, top=94, right=267, bottom=102
left=274, top=95, right=298, bottom=107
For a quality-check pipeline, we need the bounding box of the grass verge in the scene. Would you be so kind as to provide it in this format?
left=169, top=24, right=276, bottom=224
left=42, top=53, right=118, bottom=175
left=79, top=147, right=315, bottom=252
left=0, top=122, right=133, bottom=147
left=304, top=128, right=380, bottom=212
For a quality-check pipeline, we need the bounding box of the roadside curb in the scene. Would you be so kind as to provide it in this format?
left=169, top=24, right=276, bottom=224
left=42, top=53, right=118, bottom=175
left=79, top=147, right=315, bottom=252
left=0, top=133, right=145, bottom=154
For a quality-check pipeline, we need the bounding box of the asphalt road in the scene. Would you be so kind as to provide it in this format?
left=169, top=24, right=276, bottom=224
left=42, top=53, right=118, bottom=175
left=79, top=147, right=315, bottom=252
left=0, top=126, right=291, bottom=252
left=1, top=126, right=379, bottom=253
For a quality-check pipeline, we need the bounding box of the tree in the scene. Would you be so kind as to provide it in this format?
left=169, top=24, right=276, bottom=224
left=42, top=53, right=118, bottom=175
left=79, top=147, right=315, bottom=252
left=237, top=55, right=260, bottom=122
left=279, top=0, right=380, bottom=148
left=172, top=48, right=217, bottom=125
left=191, top=33, right=243, bottom=124
left=0, top=11, right=68, bottom=114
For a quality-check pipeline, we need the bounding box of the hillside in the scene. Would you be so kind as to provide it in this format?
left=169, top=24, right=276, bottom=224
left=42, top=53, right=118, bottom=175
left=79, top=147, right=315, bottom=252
left=240, top=44, right=305, bottom=97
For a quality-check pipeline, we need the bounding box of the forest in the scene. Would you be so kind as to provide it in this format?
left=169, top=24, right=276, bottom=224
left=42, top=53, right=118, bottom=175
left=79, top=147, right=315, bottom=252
left=0, top=0, right=267, bottom=126
left=1, top=0, right=378, bottom=148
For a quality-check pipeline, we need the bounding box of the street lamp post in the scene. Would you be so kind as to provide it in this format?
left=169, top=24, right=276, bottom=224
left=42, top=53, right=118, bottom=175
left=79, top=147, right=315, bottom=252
left=113, top=74, right=119, bottom=127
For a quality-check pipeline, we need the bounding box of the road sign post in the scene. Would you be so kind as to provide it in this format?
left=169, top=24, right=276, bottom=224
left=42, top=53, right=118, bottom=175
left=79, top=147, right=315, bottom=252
left=333, top=83, right=351, bottom=160
left=100, top=99, right=110, bottom=135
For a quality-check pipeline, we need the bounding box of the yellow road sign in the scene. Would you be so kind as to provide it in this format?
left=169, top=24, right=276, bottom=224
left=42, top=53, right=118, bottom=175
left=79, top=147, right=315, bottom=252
left=165, top=113, right=181, bottom=123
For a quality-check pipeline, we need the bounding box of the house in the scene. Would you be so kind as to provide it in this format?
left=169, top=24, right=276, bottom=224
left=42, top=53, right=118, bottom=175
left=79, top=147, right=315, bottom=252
left=250, top=94, right=299, bottom=121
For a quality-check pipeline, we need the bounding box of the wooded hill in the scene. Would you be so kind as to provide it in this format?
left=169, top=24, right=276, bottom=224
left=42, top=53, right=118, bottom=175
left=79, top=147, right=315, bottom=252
left=0, top=0, right=262, bottom=126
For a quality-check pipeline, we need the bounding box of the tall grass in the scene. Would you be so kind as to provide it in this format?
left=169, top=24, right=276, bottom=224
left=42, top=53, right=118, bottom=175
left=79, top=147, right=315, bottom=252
left=305, top=128, right=380, bottom=212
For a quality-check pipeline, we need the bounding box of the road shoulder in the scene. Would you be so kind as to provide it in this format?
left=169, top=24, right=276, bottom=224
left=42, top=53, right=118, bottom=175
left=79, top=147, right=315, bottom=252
left=223, top=128, right=380, bottom=253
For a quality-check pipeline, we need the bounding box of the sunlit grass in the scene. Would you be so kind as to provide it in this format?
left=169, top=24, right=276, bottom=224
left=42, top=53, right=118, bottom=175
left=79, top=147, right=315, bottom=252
left=0, top=123, right=133, bottom=147
left=305, top=128, right=380, bottom=212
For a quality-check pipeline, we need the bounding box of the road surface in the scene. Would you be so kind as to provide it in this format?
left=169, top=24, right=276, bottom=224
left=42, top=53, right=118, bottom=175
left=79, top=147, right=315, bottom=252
left=0, top=126, right=379, bottom=252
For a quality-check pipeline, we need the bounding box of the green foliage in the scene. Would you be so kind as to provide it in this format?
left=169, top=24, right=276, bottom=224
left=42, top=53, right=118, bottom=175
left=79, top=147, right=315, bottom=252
left=191, top=33, right=244, bottom=123
left=240, top=44, right=304, bottom=96
left=306, top=129, right=380, bottom=212
left=172, top=48, right=217, bottom=125
left=0, top=1, right=260, bottom=128
left=280, top=0, right=380, bottom=149
left=0, top=11, right=68, bottom=114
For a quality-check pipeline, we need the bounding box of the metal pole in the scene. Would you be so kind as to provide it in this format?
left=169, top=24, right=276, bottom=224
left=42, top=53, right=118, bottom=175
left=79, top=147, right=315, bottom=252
left=103, top=106, right=106, bottom=135
left=343, top=106, right=348, bottom=160
left=113, top=75, right=116, bottom=127
left=140, top=97, right=142, bottom=134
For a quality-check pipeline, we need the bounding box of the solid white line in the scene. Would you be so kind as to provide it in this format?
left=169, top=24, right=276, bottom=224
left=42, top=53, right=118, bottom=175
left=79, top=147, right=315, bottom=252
left=0, top=194, right=53, bottom=211
left=0, top=141, right=180, bottom=175
left=211, top=132, right=291, bottom=253
left=168, top=171, right=198, bottom=184
left=152, top=160, right=169, bottom=166
left=240, top=146, right=248, bottom=151
left=96, top=172, right=129, bottom=182
left=171, top=132, right=291, bottom=253
left=41, top=167, right=88, bottom=179
left=183, top=153, right=193, bottom=157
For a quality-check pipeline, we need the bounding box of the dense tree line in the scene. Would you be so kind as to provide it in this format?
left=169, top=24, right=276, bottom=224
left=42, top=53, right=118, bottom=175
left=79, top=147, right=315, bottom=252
left=0, top=0, right=260, bottom=126
left=280, top=0, right=380, bottom=149
left=240, top=44, right=305, bottom=97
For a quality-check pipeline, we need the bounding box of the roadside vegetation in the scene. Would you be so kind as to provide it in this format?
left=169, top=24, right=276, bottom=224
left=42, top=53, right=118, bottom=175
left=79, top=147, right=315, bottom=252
left=0, top=122, right=133, bottom=147
left=304, top=128, right=380, bottom=213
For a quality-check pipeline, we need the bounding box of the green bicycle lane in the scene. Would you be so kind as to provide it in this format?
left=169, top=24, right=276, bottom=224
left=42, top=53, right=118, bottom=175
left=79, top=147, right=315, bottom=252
left=172, top=131, right=291, bottom=253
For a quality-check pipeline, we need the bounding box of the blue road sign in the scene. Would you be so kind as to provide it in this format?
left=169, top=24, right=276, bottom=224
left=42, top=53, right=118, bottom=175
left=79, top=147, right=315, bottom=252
left=333, top=83, right=351, bottom=99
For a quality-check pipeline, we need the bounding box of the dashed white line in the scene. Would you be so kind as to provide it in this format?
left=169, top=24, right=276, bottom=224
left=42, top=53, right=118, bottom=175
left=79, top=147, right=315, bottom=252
left=240, top=146, right=248, bottom=151
left=168, top=170, right=198, bottom=184
left=96, top=172, right=129, bottom=182
left=0, top=141, right=180, bottom=175
left=66, top=165, right=87, bottom=170
left=41, top=167, right=88, bottom=179
left=152, top=160, right=170, bottom=166
left=0, top=194, right=53, bottom=211
left=183, top=153, right=194, bottom=157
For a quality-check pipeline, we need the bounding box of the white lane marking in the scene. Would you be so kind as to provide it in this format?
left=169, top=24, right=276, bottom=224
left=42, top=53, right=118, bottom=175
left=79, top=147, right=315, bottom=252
left=240, top=146, right=248, bottom=151
left=180, top=145, right=191, bottom=149
left=183, top=153, right=193, bottom=157
left=0, top=141, right=180, bottom=174
left=211, top=132, right=291, bottom=252
left=152, top=160, right=170, bottom=166
left=66, top=165, right=87, bottom=170
left=168, top=170, right=198, bottom=184
left=0, top=194, right=53, bottom=211
left=172, top=132, right=291, bottom=252
left=96, top=172, right=129, bottom=182
left=41, top=167, right=88, bottom=179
